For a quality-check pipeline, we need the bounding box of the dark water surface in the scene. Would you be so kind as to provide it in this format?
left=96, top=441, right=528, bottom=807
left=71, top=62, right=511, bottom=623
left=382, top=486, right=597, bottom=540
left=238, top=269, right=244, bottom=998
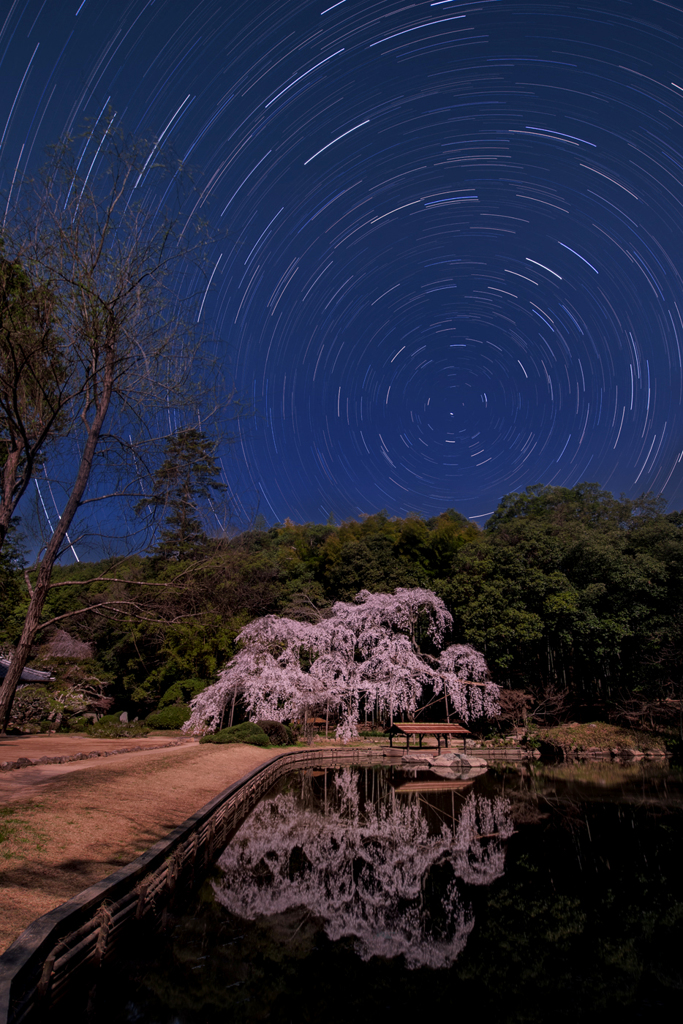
left=88, top=761, right=683, bottom=1023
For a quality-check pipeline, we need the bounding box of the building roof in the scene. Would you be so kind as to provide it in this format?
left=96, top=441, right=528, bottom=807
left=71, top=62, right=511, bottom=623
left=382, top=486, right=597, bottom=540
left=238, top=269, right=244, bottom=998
left=0, top=658, right=55, bottom=683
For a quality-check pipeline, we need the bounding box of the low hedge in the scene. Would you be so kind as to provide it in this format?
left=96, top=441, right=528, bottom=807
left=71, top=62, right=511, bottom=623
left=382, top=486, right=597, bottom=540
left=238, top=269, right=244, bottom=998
left=145, top=705, right=191, bottom=729
left=98, top=713, right=124, bottom=725
left=199, top=722, right=271, bottom=747
left=256, top=720, right=294, bottom=746
left=86, top=721, right=151, bottom=738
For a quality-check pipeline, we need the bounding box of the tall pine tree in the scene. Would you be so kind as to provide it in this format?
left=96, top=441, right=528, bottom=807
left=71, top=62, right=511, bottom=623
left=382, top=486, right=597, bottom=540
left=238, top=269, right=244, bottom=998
left=140, top=428, right=227, bottom=559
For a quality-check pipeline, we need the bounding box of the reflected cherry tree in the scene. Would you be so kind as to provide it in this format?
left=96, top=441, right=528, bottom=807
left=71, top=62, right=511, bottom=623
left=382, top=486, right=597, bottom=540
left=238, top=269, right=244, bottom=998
left=214, top=768, right=513, bottom=969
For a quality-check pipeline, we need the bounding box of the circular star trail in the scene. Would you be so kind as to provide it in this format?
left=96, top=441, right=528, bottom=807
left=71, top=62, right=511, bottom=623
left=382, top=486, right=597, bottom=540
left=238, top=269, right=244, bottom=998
left=3, top=0, right=683, bottom=523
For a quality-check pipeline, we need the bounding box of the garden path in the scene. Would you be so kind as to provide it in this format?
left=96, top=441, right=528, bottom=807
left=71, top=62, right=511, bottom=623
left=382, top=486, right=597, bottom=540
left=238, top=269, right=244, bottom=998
left=0, top=741, right=276, bottom=953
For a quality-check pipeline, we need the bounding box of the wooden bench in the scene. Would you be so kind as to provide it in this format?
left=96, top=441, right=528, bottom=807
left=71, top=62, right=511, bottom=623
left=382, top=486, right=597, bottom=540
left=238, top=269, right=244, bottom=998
left=389, top=723, right=471, bottom=754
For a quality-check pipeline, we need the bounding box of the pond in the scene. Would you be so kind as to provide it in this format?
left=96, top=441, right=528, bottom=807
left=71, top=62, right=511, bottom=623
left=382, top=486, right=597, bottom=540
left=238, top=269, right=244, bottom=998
left=85, top=759, right=683, bottom=1023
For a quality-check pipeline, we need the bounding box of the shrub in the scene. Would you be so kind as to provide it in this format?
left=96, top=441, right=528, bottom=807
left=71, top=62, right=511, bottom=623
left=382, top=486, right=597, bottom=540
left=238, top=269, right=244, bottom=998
left=98, top=713, right=124, bottom=725
left=67, top=717, right=90, bottom=732
left=8, top=686, right=52, bottom=726
left=146, top=705, right=191, bottom=729
left=200, top=722, right=270, bottom=747
left=86, top=721, right=151, bottom=738
left=256, top=720, right=292, bottom=746
left=158, top=679, right=206, bottom=709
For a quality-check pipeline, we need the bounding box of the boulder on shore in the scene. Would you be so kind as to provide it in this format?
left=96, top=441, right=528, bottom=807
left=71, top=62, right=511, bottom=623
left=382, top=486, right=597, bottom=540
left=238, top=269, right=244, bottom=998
left=402, top=750, right=487, bottom=769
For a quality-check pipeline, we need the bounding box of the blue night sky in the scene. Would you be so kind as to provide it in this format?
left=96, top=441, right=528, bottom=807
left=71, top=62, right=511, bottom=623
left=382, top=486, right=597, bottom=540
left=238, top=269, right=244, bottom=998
left=3, top=0, right=683, bottom=527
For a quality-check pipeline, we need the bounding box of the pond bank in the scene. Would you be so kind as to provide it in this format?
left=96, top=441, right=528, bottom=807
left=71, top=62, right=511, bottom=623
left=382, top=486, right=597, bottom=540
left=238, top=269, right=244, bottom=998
left=0, top=742, right=279, bottom=954
left=0, top=727, right=671, bottom=955
left=532, top=721, right=672, bottom=763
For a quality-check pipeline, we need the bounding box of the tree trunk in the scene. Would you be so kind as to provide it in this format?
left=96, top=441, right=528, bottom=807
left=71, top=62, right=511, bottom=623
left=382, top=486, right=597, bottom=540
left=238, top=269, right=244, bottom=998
left=0, top=377, right=112, bottom=732
left=228, top=681, right=237, bottom=728
left=0, top=448, right=24, bottom=552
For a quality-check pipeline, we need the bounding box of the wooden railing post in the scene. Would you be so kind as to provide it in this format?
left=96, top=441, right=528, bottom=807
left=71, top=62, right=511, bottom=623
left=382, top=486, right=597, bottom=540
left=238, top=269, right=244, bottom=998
left=93, top=906, right=113, bottom=967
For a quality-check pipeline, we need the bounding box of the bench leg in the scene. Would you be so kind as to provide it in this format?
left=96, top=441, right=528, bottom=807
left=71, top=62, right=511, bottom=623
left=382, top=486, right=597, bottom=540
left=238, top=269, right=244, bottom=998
left=419, top=735, right=423, bottom=748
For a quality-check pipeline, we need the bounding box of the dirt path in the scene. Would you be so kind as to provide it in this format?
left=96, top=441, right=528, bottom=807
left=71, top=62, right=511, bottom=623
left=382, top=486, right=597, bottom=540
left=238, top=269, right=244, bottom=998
left=0, top=741, right=278, bottom=954
left=0, top=733, right=193, bottom=761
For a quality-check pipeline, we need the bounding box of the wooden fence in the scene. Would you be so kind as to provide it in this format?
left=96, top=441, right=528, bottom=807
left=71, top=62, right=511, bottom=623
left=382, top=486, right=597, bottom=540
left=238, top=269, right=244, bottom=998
left=0, top=746, right=389, bottom=1024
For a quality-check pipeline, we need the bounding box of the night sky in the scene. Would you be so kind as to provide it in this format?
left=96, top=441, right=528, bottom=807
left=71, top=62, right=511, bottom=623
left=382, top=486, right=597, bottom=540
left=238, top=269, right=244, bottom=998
left=4, top=0, right=683, bottom=527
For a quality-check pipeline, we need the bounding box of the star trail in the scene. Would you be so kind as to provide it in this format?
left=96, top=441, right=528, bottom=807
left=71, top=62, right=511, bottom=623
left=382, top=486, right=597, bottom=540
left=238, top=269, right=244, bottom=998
left=3, top=0, right=683, bottom=525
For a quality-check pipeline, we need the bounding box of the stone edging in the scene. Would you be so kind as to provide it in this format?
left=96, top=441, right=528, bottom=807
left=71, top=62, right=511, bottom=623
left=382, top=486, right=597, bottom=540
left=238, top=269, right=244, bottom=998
left=0, top=739, right=193, bottom=773
left=537, top=739, right=671, bottom=763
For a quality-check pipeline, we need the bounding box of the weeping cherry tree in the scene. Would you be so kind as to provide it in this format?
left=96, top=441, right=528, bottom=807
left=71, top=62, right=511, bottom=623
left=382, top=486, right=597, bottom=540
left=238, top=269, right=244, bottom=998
left=184, top=587, right=500, bottom=741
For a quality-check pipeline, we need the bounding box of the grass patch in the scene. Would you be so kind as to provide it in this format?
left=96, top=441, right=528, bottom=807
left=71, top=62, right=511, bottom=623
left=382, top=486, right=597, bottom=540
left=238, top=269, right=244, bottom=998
left=0, top=807, right=17, bottom=845
left=0, top=806, right=48, bottom=860
left=532, top=721, right=668, bottom=752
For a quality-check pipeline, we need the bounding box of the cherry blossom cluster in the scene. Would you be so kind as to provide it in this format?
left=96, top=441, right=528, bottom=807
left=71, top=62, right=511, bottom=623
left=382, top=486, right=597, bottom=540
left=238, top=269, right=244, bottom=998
left=214, top=766, right=513, bottom=969
left=436, top=643, right=501, bottom=722
left=184, top=588, right=499, bottom=737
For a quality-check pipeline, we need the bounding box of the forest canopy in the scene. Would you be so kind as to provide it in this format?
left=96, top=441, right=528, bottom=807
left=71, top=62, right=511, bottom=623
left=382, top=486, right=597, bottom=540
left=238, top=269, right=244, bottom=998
left=2, top=481, right=682, bottom=732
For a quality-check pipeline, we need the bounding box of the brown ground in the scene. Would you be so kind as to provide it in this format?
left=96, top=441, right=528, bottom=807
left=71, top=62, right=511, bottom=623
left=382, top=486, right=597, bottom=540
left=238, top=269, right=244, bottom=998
left=0, top=737, right=278, bottom=954
left=0, top=733, right=191, bottom=762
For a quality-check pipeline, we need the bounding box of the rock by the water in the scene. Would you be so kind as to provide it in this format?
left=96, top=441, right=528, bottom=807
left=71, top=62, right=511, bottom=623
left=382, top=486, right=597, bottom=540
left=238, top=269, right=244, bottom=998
left=429, top=752, right=463, bottom=767
left=458, top=754, right=487, bottom=768
left=403, top=751, right=488, bottom=769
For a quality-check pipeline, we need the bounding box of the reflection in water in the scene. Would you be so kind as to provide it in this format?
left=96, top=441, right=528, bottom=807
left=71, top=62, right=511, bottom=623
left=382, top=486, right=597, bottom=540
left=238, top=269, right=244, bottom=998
left=85, top=761, right=683, bottom=1024
left=214, top=767, right=513, bottom=968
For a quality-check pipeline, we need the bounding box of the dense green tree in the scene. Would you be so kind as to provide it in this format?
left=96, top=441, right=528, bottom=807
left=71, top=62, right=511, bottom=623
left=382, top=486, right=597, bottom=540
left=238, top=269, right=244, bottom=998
left=0, top=519, right=25, bottom=643
left=440, top=483, right=683, bottom=706
left=319, top=510, right=478, bottom=599
left=7, top=482, right=683, bottom=726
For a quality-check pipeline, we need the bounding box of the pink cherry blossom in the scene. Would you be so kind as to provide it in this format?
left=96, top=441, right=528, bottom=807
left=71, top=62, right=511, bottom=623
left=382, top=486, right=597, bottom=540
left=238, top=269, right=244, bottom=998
left=184, top=588, right=500, bottom=738
left=214, top=766, right=513, bottom=968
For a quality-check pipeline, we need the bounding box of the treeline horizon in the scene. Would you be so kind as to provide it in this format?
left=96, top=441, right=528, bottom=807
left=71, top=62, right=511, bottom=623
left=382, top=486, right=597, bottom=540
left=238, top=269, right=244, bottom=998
left=2, top=480, right=683, bottom=728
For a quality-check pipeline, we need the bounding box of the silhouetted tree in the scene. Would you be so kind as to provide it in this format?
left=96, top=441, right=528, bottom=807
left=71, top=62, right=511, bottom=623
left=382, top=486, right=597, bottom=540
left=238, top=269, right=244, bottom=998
left=0, top=121, right=210, bottom=731
left=0, top=259, right=66, bottom=552
left=139, top=428, right=227, bottom=559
